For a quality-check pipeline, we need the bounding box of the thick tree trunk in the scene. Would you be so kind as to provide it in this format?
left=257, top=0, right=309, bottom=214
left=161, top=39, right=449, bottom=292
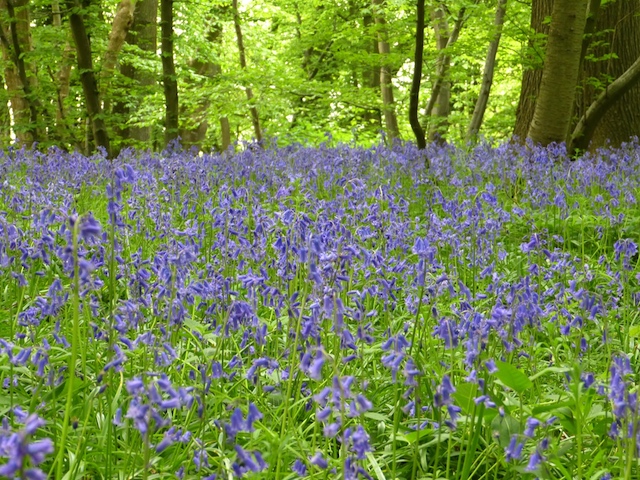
left=514, top=0, right=639, bottom=150
left=232, top=0, right=262, bottom=142
left=467, top=0, right=508, bottom=141
left=373, top=0, right=400, bottom=142
left=161, top=0, right=179, bottom=145
left=409, top=0, right=426, bottom=150
left=51, top=0, right=75, bottom=144
left=512, top=0, right=553, bottom=140
left=118, top=0, right=157, bottom=145
left=0, top=0, right=37, bottom=145
left=571, top=55, right=640, bottom=152
left=527, top=0, right=588, bottom=146
left=575, top=0, right=640, bottom=149
left=68, top=0, right=111, bottom=157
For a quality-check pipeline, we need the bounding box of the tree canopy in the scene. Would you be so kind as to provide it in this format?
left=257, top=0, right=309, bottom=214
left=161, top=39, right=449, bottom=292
left=0, top=0, right=637, bottom=156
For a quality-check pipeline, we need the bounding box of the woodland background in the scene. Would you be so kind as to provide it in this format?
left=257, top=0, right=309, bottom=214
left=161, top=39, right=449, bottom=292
left=0, top=0, right=638, bottom=157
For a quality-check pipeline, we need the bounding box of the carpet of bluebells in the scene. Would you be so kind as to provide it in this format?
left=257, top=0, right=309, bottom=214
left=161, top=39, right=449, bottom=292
left=1, top=139, right=640, bottom=480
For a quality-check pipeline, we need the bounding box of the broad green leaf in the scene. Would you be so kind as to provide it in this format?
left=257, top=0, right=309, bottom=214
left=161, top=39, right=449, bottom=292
left=495, top=361, right=533, bottom=394
left=452, top=382, right=479, bottom=415
left=491, top=413, right=520, bottom=448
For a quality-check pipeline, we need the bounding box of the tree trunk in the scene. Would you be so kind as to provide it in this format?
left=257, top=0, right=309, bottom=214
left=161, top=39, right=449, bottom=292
left=67, top=0, right=111, bottom=157
left=409, top=0, right=426, bottom=150
left=180, top=18, right=233, bottom=152
left=527, top=0, right=588, bottom=146
left=571, top=55, right=640, bottom=152
left=232, top=0, right=262, bottom=142
left=161, top=0, right=179, bottom=145
left=363, top=13, right=382, bottom=129
left=575, top=0, right=640, bottom=149
left=0, top=0, right=37, bottom=145
left=119, top=0, right=157, bottom=145
left=467, top=0, right=508, bottom=141
left=51, top=0, right=75, bottom=145
left=512, top=0, right=553, bottom=140
left=423, top=5, right=466, bottom=143
left=100, top=0, right=134, bottom=87
left=373, top=0, right=400, bottom=142
left=0, top=75, right=11, bottom=146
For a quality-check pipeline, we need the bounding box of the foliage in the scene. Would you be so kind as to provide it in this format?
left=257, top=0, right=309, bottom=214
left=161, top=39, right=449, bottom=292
left=0, top=0, right=533, bottom=151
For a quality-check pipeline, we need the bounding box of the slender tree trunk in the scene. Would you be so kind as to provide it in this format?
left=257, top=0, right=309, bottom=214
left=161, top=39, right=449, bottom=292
left=232, top=0, right=262, bottom=142
left=67, top=0, right=111, bottom=156
left=373, top=0, right=400, bottom=142
left=161, top=0, right=179, bottom=145
left=410, top=0, right=426, bottom=150
left=467, top=0, right=508, bottom=140
left=363, top=13, right=382, bottom=129
left=220, top=117, right=231, bottom=151
left=181, top=17, right=233, bottom=152
left=0, top=75, right=11, bottom=145
left=423, top=5, right=466, bottom=143
left=100, top=0, right=134, bottom=87
left=527, top=0, right=588, bottom=146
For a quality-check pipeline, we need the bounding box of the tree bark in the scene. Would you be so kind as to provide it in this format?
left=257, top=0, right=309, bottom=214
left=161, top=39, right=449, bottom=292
left=363, top=13, right=382, bottom=128
left=571, top=55, right=640, bottom=152
left=118, top=0, right=157, bottom=145
left=373, top=0, right=400, bottom=142
left=467, top=0, right=508, bottom=141
left=0, top=75, right=11, bottom=145
left=575, top=0, right=640, bottom=149
left=181, top=17, right=233, bottom=152
left=100, top=0, right=134, bottom=86
left=67, top=0, right=111, bottom=157
left=512, top=0, right=553, bottom=140
left=409, top=0, right=426, bottom=150
left=423, top=5, right=466, bottom=143
left=0, top=0, right=37, bottom=145
left=527, top=0, right=588, bottom=146
left=161, top=0, right=179, bottom=145
left=232, top=0, right=262, bottom=142
left=51, top=0, right=74, bottom=144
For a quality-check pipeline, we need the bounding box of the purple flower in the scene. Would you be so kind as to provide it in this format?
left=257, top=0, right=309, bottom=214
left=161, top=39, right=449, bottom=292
left=309, top=451, right=328, bottom=469
left=0, top=411, right=53, bottom=479
left=349, top=425, right=372, bottom=459
left=505, top=435, right=523, bottom=461
left=524, top=417, right=541, bottom=438
left=485, top=359, right=498, bottom=374
left=292, top=458, right=308, bottom=476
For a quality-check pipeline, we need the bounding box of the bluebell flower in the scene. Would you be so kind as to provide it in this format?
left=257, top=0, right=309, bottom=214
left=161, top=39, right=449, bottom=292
left=310, top=451, right=328, bottom=469
left=524, top=417, right=540, bottom=438
left=505, top=435, right=523, bottom=461
left=292, top=458, right=307, bottom=476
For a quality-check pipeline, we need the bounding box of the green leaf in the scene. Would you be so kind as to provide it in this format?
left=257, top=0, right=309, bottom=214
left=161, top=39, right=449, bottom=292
left=628, top=325, right=640, bottom=338
left=491, top=413, right=520, bottom=448
left=452, top=382, right=479, bottom=415
left=494, top=361, right=533, bottom=394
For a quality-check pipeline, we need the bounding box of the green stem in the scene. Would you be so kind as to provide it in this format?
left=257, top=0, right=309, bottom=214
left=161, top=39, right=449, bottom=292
left=54, top=218, right=81, bottom=479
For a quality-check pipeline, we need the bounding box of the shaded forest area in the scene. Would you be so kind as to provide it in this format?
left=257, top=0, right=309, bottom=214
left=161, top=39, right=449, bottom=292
left=0, top=0, right=638, bottom=158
